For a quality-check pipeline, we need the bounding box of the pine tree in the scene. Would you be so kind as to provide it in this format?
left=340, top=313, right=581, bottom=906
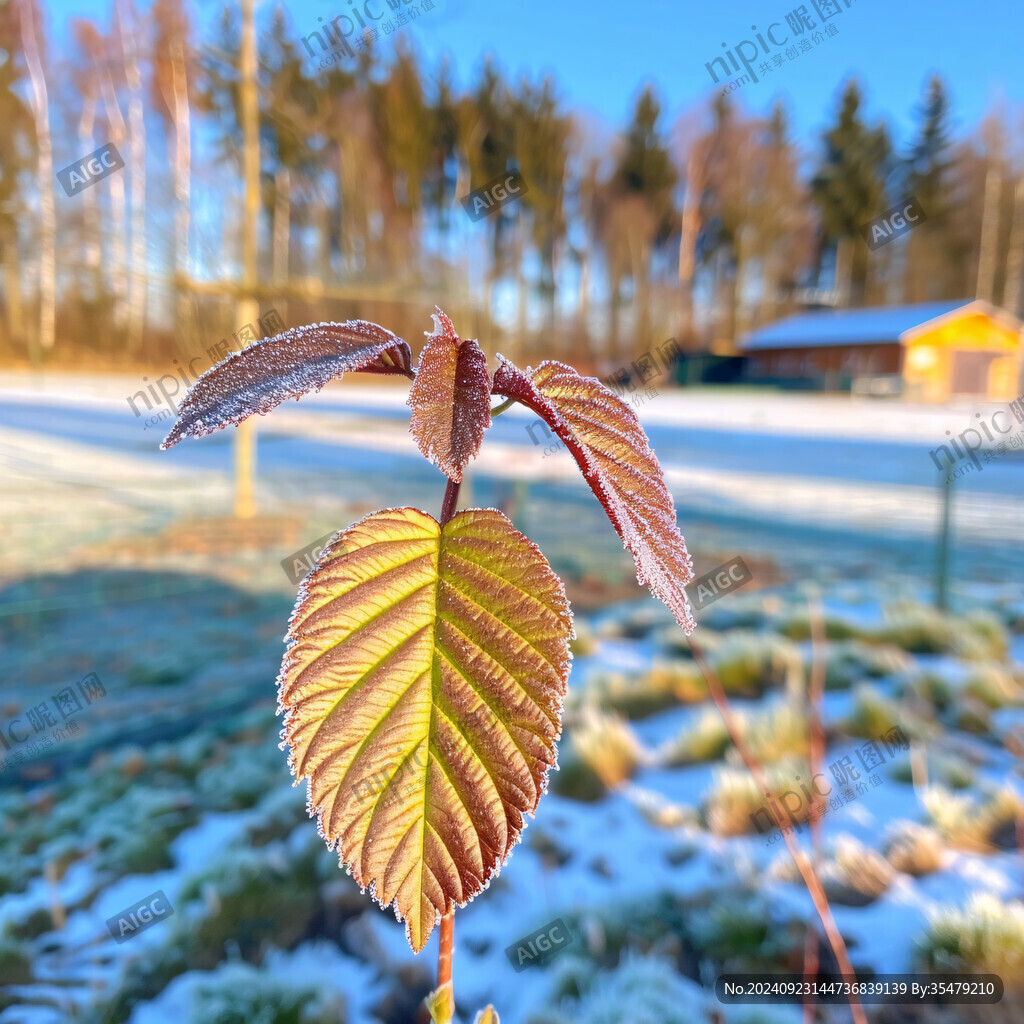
left=608, top=86, right=677, bottom=362
left=904, top=76, right=959, bottom=300
left=511, top=75, right=570, bottom=341
left=811, top=79, right=889, bottom=306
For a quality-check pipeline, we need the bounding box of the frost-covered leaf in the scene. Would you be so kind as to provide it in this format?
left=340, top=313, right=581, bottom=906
left=407, top=308, right=491, bottom=481
left=426, top=982, right=454, bottom=1023
left=161, top=320, right=412, bottom=448
left=493, top=357, right=695, bottom=633
left=278, top=506, right=574, bottom=952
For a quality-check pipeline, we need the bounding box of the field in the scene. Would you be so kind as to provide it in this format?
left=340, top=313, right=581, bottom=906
left=0, top=379, right=1022, bottom=1023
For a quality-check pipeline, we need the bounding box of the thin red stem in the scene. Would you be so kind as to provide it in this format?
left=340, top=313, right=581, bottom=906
left=804, top=592, right=827, bottom=1023
left=440, top=477, right=461, bottom=526
left=688, top=632, right=867, bottom=1024
left=437, top=912, right=455, bottom=1019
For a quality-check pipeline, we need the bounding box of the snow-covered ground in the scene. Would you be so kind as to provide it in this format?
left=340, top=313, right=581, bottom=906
left=0, top=378, right=1021, bottom=1023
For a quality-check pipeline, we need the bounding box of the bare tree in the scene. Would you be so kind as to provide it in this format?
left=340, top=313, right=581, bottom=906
left=18, top=0, right=54, bottom=356
left=975, top=118, right=1006, bottom=304
left=116, top=0, right=147, bottom=353
left=1003, top=176, right=1024, bottom=316
left=71, top=21, right=103, bottom=303
left=152, top=0, right=193, bottom=338
left=0, top=0, right=32, bottom=353
left=90, top=24, right=129, bottom=333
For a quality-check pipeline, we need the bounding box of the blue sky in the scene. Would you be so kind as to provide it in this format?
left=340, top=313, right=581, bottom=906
left=42, top=0, right=1019, bottom=152
left=387, top=0, right=1017, bottom=145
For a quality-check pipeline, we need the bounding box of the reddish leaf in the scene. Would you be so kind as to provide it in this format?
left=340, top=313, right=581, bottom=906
left=407, top=308, right=491, bottom=482
left=161, top=320, right=412, bottom=449
left=492, top=357, right=695, bottom=633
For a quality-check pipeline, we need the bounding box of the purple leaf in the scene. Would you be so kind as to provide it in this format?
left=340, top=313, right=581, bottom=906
left=161, top=320, right=412, bottom=449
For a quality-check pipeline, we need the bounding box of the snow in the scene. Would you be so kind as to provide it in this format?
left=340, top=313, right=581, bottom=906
left=1, top=379, right=1022, bottom=1023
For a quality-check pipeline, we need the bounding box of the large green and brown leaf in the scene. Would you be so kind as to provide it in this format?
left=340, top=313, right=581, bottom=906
left=492, top=357, right=695, bottom=632
left=278, top=507, right=574, bottom=951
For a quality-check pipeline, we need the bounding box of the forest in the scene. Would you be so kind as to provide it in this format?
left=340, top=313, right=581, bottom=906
left=1, top=0, right=1023, bottom=374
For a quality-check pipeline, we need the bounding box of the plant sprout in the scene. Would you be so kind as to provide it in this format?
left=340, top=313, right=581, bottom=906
left=162, top=307, right=699, bottom=1021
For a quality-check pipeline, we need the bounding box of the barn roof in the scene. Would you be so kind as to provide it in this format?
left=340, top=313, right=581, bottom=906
left=739, top=299, right=1017, bottom=351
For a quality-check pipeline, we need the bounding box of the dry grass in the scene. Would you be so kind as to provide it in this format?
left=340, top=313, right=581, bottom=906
left=733, top=700, right=811, bottom=765
left=828, top=835, right=895, bottom=904
left=703, top=758, right=811, bottom=837
left=840, top=683, right=906, bottom=740
left=963, top=662, right=1024, bottom=709
left=815, top=641, right=910, bottom=690
left=874, top=603, right=1008, bottom=661
left=583, top=661, right=706, bottom=719
left=705, top=631, right=803, bottom=697
left=923, top=786, right=1024, bottom=853
left=770, top=834, right=895, bottom=906
left=658, top=706, right=731, bottom=767
left=778, top=608, right=869, bottom=642
left=884, top=821, right=945, bottom=876
left=919, top=893, right=1024, bottom=976
left=568, top=707, right=644, bottom=789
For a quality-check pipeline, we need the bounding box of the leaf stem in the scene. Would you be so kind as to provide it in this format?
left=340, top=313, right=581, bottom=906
left=437, top=912, right=455, bottom=1021
left=490, top=396, right=516, bottom=417
left=440, top=477, right=461, bottom=525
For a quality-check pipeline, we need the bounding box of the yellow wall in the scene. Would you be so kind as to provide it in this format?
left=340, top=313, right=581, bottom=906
left=902, top=312, right=1021, bottom=401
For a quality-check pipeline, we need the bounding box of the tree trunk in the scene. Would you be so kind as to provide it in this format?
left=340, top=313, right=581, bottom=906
left=78, top=97, right=103, bottom=302
left=976, top=162, right=1001, bottom=303
left=515, top=215, right=527, bottom=358
left=169, top=30, right=192, bottom=343
left=835, top=237, right=853, bottom=307
left=4, top=237, right=24, bottom=348
left=577, top=246, right=589, bottom=345
left=118, top=0, right=147, bottom=354
left=678, top=150, right=703, bottom=346
left=1001, top=176, right=1023, bottom=316
left=730, top=241, right=746, bottom=346
left=272, top=166, right=290, bottom=329
left=100, top=67, right=129, bottom=333
left=19, top=0, right=55, bottom=357
left=234, top=0, right=261, bottom=519
left=273, top=166, right=291, bottom=286
left=634, top=239, right=651, bottom=363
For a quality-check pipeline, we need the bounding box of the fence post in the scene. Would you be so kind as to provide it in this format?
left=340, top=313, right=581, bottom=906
left=935, top=470, right=953, bottom=610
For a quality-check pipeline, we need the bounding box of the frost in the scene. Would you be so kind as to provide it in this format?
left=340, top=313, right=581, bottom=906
left=492, top=356, right=696, bottom=634
left=161, top=319, right=412, bottom=448
left=275, top=505, right=572, bottom=952
left=407, top=307, right=492, bottom=481
left=545, top=952, right=745, bottom=1024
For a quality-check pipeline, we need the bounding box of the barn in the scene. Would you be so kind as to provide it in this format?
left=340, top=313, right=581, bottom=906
left=738, top=299, right=1022, bottom=401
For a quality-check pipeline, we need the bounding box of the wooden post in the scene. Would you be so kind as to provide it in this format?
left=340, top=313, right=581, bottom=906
left=234, top=0, right=260, bottom=520
left=935, top=469, right=953, bottom=610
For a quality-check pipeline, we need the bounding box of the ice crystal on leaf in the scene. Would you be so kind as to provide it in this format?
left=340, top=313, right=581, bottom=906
left=159, top=305, right=697, bottom=975
left=492, top=356, right=695, bottom=633
left=407, top=308, right=492, bottom=482
left=161, top=319, right=411, bottom=448
left=276, top=507, right=573, bottom=951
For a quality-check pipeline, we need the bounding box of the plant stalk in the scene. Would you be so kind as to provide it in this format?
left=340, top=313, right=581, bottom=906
left=437, top=912, right=455, bottom=1021
left=688, top=632, right=868, bottom=1024
left=490, top=396, right=516, bottom=417
left=440, top=477, right=461, bottom=525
